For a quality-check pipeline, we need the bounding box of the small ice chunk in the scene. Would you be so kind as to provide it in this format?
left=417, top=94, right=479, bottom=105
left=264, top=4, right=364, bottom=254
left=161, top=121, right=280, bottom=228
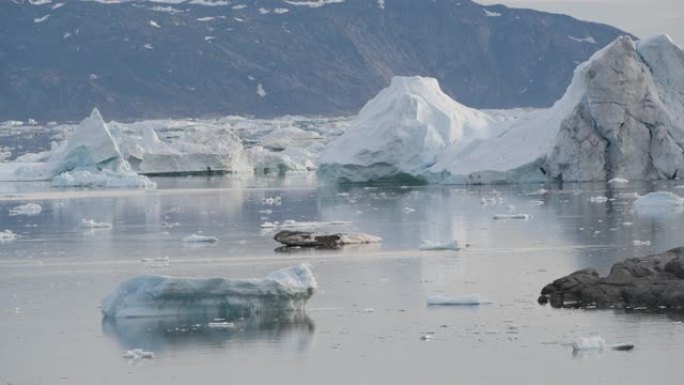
left=208, top=321, right=235, bottom=328
left=608, top=177, right=629, bottom=185
left=634, top=192, right=684, bottom=209
left=589, top=196, right=609, bottom=203
left=0, top=230, right=18, bottom=243
left=9, top=203, right=42, bottom=216
left=572, top=336, right=605, bottom=352
left=419, top=240, right=460, bottom=251
left=123, top=348, right=154, bottom=359
left=633, top=240, right=651, bottom=246
left=182, top=234, right=219, bottom=243
left=403, top=207, right=416, bottom=213
left=426, top=295, right=491, bottom=306
left=493, top=213, right=532, bottom=220
left=82, top=219, right=112, bottom=229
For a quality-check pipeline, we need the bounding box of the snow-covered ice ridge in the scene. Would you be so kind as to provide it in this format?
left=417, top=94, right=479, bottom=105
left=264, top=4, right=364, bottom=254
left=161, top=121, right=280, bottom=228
left=319, top=34, right=684, bottom=185
left=101, top=264, right=317, bottom=319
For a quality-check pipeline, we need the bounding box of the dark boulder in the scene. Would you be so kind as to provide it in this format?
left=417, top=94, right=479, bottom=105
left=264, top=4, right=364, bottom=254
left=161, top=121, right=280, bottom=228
left=538, top=247, right=684, bottom=309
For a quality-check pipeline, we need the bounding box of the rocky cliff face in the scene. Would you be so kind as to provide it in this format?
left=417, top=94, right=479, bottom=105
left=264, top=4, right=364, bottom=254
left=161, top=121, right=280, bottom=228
left=0, top=0, right=625, bottom=121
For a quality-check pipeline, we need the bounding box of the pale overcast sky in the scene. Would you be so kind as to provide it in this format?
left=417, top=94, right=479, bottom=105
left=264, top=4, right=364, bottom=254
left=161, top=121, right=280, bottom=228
left=478, top=0, right=684, bottom=45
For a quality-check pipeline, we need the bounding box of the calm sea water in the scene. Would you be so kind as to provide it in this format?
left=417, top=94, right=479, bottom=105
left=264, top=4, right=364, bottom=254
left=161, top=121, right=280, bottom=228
left=1, top=175, right=684, bottom=384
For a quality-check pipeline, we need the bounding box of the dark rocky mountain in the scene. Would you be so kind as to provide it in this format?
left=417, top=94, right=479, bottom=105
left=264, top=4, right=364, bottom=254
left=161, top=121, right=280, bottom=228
left=0, top=0, right=627, bottom=122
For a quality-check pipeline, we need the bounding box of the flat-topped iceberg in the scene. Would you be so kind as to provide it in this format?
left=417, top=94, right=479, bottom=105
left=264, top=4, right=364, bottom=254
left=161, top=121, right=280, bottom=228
left=101, top=264, right=317, bottom=319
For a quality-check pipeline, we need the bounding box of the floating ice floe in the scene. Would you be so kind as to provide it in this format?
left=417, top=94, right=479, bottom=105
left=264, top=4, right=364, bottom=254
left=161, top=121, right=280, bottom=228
left=101, top=264, right=317, bottom=319
left=608, top=177, right=629, bottom=185
left=634, top=191, right=684, bottom=209
left=182, top=234, right=219, bottom=243
left=9, top=203, right=42, bottom=216
left=208, top=321, right=235, bottom=329
left=0, top=230, right=18, bottom=243
left=493, top=213, right=532, bottom=220
left=426, top=295, right=492, bottom=306
left=122, top=348, right=154, bottom=360
left=589, top=196, right=609, bottom=203
left=419, top=240, right=460, bottom=251
left=81, top=219, right=112, bottom=229
left=572, top=336, right=634, bottom=354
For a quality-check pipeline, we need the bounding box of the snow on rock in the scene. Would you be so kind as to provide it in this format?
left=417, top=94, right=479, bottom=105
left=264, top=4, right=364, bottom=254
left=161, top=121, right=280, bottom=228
left=9, top=203, right=42, bottom=216
left=426, top=295, right=492, bottom=306
left=318, top=76, right=492, bottom=184
left=182, top=234, right=219, bottom=243
left=419, top=240, right=460, bottom=251
left=0, top=230, right=18, bottom=243
left=101, top=264, right=317, bottom=319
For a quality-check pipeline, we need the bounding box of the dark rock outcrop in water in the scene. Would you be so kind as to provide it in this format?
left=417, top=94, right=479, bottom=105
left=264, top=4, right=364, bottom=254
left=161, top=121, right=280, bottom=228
left=274, top=230, right=381, bottom=248
left=0, top=0, right=626, bottom=122
left=538, top=247, right=684, bottom=309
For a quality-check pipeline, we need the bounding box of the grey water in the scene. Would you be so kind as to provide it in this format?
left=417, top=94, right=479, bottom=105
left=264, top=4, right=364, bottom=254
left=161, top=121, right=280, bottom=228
left=2, top=176, right=684, bottom=385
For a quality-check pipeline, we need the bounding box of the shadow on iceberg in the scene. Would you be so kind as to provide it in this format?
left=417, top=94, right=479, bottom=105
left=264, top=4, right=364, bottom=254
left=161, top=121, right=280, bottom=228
left=102, top=312, right=315, bottom=353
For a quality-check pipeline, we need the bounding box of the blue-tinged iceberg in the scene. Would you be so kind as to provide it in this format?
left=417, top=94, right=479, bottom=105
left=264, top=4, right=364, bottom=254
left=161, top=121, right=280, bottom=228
left=101, top=264, right=317, bottom=319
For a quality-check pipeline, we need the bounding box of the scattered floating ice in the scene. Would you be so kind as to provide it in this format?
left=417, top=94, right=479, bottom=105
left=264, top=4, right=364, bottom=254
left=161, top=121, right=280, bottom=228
left=403, top=207, right=416, bottom=214
left=529, top=188, right=549, bottom=196
left=419, top=240, right=460, bottom=251
left=589, top=196, right=609, bottom=203
left=182, top=234, right=219, bottom=243
left=426, top=295, right=491, bottom=306
left=493, top=213, right=531, bottom=220
left=0, top=230, right=18, bottom=243
left=9, top=203, right=42, bottom=216
left=633, top=240, right=651, bottom=246
left=528, top=200, right=544, bottom=206
left=262, top=196, right=282, bottom=206
left=123, top=349, right=154, bottom=360
left=81, top=219, right=112, bottom=229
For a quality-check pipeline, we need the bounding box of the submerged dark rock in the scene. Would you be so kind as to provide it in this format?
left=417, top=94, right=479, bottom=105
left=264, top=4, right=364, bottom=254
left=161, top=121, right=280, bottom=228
left=274, top=230, right=381, bottom=248
left=538, top=247, right=684, bottom=309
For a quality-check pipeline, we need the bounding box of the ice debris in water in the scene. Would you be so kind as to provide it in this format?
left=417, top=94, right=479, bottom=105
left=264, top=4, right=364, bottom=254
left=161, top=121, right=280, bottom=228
left=122, top=349, right=154, bottom=360
left=81, top=219, right=112, bottom=229
left=426, top=295, right=492, bottom=306
left=608, top=177, right=629, bottom=185
left=0, top=230, right=18, bottom=243
left=419, top=240, right=460, bottom=251
left=493, top=213, right=532, bottom=220
left=182, top=234, right=219, bottom=243
left=589, top=196, right=609, bottom=203
left=634, top=192, right=684, bottom=209
left=101, top=264, right=317, bottom=319
left=262, top=196, right=282, bottom=206
left=9, top=203, right=42, bottom=216
left=633, top=240, right=651, bottom=246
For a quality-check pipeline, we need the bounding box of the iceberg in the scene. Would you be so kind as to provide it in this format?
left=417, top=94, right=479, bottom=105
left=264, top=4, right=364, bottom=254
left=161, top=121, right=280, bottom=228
left=318, top=76, right=492, bottom=184
left=418, top=240, right=460, bottom=251
left=101, top=264, right=317, bottom=319
left=0, top=109, right=155, bottom=188
left=182, top=234, right=219, bottom=243
left=319, top=35, right=684, bottom=185
left=633, top=191, right=684, bottom=211
left=0, top=230, right=18, bottom=243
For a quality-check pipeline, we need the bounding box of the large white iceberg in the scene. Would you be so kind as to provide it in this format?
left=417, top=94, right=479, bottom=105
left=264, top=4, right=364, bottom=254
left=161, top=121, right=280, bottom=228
left=319, top=35, right=684, bottom=185
left=318, top=76, right=493, bottom=184
left=0, top=109, right=155, bottom=188
left=101, top=264, right=317, bottom=319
